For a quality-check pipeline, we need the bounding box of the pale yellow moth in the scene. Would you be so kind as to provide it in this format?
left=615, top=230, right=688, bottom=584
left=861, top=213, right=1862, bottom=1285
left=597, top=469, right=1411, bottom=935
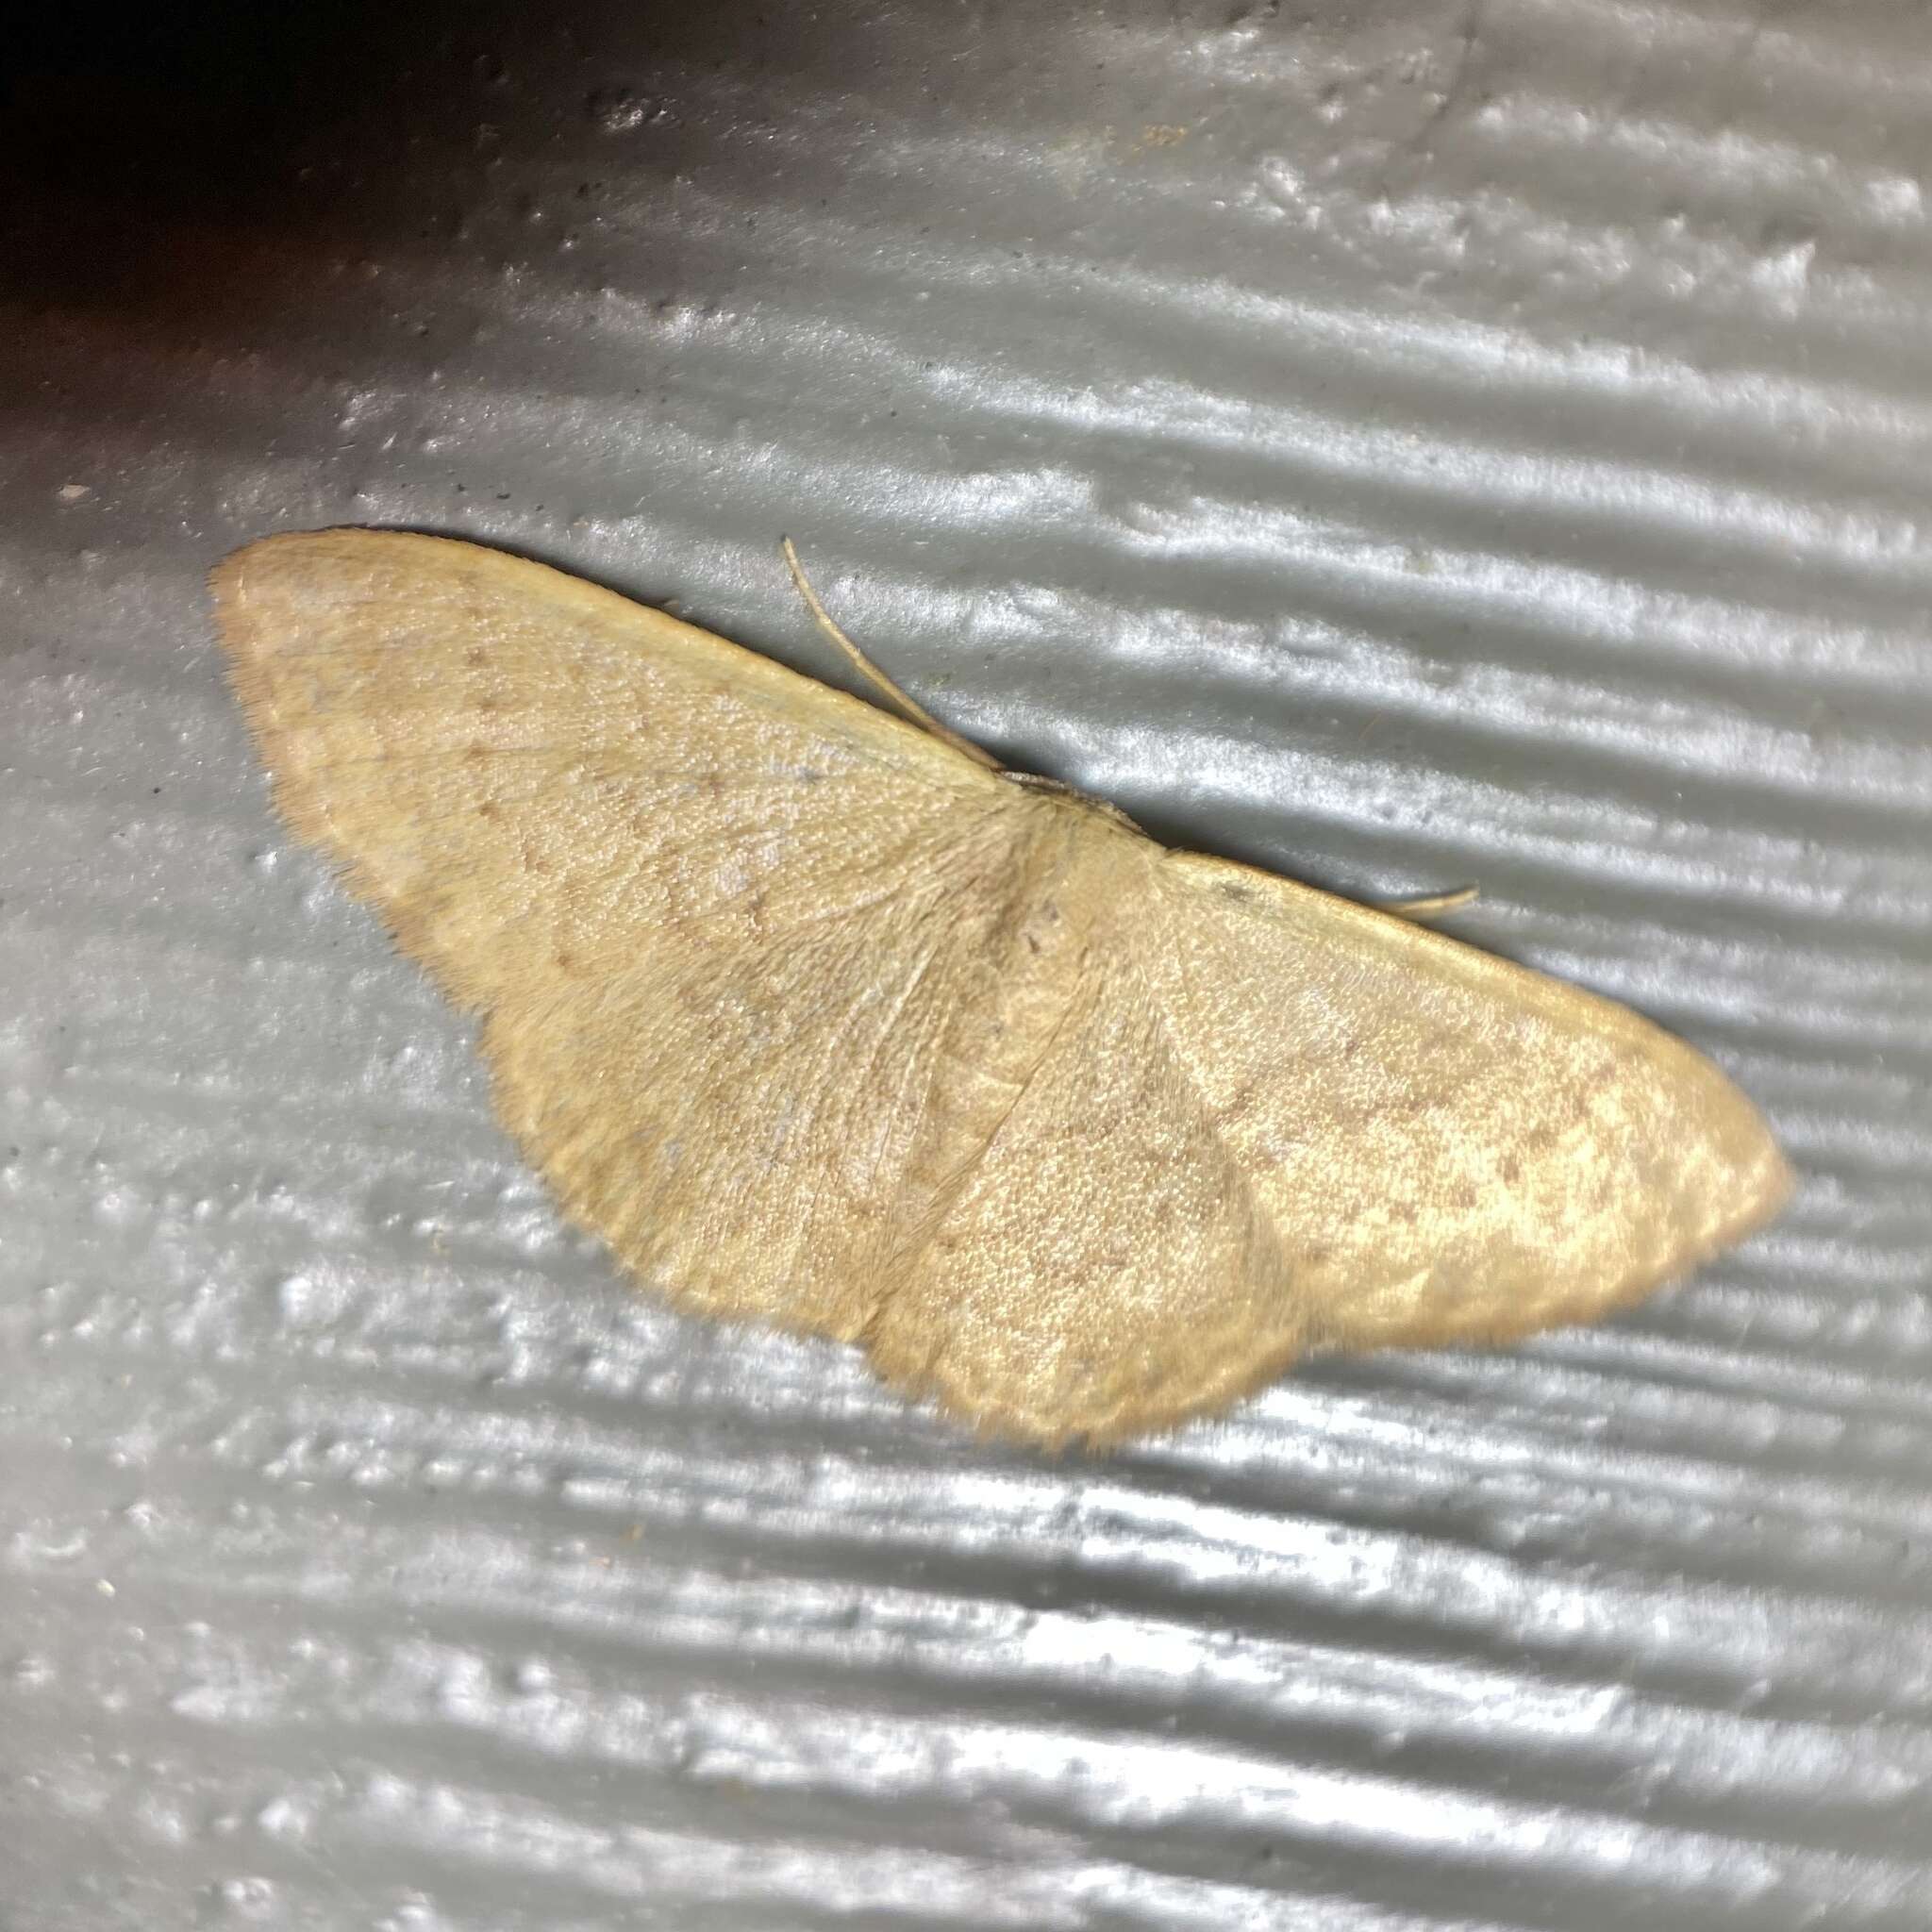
left=212, top=530, right=1790, bottom=1445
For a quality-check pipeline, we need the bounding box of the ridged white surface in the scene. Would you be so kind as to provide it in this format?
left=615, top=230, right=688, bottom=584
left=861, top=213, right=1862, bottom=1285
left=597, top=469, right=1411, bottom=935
left=2, top=3, right=1928, bottom=1925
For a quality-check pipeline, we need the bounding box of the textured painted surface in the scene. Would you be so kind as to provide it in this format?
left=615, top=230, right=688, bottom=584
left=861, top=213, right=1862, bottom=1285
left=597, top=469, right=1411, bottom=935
left=2, top=3, right=1929, bottom=1927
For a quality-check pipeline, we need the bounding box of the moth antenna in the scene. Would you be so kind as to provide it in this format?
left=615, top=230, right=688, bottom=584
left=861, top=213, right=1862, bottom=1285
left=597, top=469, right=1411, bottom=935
left=1379, top=885, right=1480, bottom=922
left=782, top=538, right=1002, bottom=771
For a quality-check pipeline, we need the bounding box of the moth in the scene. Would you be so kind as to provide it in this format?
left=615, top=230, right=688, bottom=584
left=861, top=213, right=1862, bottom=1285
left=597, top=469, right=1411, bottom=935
left=212, top=530, right=1790, bottom=1445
